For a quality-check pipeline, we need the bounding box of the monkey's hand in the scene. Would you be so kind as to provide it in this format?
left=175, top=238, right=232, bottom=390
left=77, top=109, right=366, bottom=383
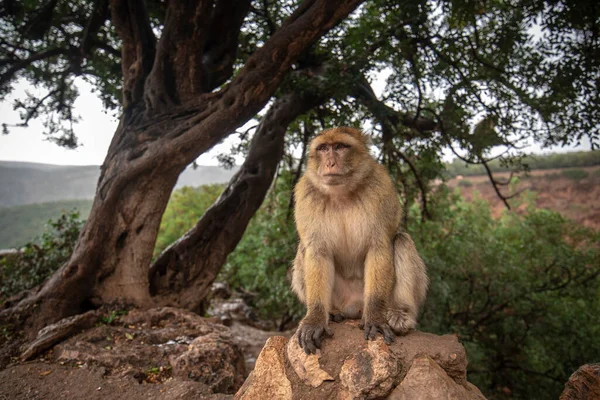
left=297, top=320, right=333, bottom=354
left=360, top=316, right=395, bottom=344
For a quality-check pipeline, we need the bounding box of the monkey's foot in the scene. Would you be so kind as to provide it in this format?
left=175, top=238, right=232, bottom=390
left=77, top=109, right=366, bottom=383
left=297, top=322, right=333, bottom=354
left=329, top=312, right=345, bottom=323
left=387, top=308, right=416, bottom=334
left=360, top=319, right=395, bottom=344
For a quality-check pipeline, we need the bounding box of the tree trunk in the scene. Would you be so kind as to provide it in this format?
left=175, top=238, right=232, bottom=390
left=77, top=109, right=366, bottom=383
left=13, top=120, right=184, bottom=334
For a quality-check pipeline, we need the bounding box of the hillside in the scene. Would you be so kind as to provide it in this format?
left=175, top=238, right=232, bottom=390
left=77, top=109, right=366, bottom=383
left=448, top=166, right=600, bottom=230
left=0, top=161, right=236, bottom=208
left=0, top=199, right=93, bottom=249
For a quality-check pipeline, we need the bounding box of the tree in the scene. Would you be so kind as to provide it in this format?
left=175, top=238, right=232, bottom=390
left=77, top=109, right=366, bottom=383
left=1, top=0, right=598, bottom=342
left=0, top=0, right=364, bottom=336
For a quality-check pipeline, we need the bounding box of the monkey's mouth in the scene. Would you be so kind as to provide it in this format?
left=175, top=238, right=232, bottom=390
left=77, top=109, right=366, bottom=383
left=322, top=173, right=345, bottom=185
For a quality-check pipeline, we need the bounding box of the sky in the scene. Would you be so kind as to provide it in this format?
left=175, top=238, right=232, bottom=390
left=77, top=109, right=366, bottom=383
left=0, top=77, right=593, bottom=167
left=0, top=79, right=230, bottom=166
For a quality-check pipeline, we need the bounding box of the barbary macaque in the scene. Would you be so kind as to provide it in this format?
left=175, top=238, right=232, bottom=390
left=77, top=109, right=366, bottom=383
left=291, top=127, right=428, bottom=354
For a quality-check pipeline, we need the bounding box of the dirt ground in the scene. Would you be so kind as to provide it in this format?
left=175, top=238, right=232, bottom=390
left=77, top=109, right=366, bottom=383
left=0, top=319, right=286, bottom=400
left=0, top=361, right=233, bottom=400
left=448, top=165, right=600, bottom=230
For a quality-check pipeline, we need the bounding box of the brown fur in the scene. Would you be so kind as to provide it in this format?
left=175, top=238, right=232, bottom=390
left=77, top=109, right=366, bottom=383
left=292, top=127, right=429, bottom=354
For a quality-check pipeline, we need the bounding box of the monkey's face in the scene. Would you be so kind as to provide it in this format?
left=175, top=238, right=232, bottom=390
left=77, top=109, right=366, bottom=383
left=307, top=128, right=369, bottom=187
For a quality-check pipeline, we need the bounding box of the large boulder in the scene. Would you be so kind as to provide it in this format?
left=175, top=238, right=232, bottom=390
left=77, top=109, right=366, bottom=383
left=560, top=363, right=600, bottom=400
left=235, top=320, right=485, bottom=400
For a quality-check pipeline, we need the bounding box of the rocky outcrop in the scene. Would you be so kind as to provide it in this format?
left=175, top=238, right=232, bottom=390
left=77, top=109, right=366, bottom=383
left=560, top=363, right=600, bottom=400
left=235, top=320, right=485, bottom=400
left=51, top=307, right=246, bottom=394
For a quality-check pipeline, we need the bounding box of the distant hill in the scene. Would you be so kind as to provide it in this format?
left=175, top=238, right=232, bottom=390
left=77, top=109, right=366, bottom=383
left=0, top=161, right=237, bottom=208
left=0, top=199, right=93, bottom=249
left=445, top=150, right=600, bottom=177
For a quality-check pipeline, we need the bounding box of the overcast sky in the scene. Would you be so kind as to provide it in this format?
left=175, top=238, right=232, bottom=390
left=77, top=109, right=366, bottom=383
left=0, top=77, right=593, bottom=167
left=0, top=79, right=231, bottom=166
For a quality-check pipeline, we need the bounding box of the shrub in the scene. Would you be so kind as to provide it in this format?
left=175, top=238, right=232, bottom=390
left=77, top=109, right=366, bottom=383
left=561, top=168, right=589, bottom=181
left=154, top=184, right=224, bottom=257
left=457, top=179, right=473, bottom=187
left=413, top=192, right=600, bottom=399
left=220, top=172, right=303, bottom=326
left=0, top=210, right=84, bottom=304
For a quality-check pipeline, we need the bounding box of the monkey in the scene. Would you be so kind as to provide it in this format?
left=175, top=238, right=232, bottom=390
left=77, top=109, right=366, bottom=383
left=291, top=127, right=428, bottom=354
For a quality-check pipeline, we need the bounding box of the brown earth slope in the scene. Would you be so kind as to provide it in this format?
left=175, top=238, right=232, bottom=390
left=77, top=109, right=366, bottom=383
left=447, top=166, right=600, bottom=230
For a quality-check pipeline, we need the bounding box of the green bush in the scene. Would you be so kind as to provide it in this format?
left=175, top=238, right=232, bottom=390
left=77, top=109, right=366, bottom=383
left=154, top=184, right=224, bottom=257
left=560, top=169, right=589, bottom=181
left=457, top=179, right=473, bottom=187
left=220, top=172, right=303, bottom=325
left=0, top=211, right=84, bottom=303
left=412, top=191, right=600, bottom=399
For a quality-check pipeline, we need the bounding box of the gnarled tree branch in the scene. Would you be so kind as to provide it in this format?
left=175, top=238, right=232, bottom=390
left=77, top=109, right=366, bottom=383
left=110, top=0, right=156, bottom=109
left=149, top=89, right=328, bottom=311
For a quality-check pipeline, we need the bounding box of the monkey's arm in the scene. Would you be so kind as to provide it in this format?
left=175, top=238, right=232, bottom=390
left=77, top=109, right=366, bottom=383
left=362, top=239, right=396, bottom=343
left=297, top=246, right=334, bottom=354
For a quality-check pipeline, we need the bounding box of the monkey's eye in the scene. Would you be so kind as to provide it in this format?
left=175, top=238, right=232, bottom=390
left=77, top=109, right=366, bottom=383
left=333, top=143, right=351, bottom=151
left=316, top=144, right=328, bottom=152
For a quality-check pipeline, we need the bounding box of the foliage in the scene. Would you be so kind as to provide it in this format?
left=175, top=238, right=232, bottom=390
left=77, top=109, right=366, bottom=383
left=0, top=210, right=84, bottom=303
left=445, top=151, right=600, bottom=177
left=457, top=179, right=473, bottom=187
left=2, top=0, right=598, bottom=175
left=100, top=310, right=128, bottom=325
left=154, top=185, right=224, bottom=257
left=0, top=199, right=92, bottom=249
left=560, top=168, right=589, bottom=181
left=220, top=172, right=303, bottom=325
left=413, top=189, right=600, bottom=399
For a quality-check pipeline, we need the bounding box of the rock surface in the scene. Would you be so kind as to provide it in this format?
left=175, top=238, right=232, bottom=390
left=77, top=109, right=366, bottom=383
left=234, top=336, right=292, bottom=400
left=52, top=307, right=246, bottom=394
left=235, top=320, right=486, bottom=400
left=560, top=363, right=600, bottom=400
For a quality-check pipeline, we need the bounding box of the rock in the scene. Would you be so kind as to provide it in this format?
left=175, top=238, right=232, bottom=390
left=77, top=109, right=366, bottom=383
left=560, top=363, right=600, bottom=400
left=339, top=339, right=401, bottom=399
left=235, top=320, right=486, bottom=400
left=235, top=336, right=292, bottom=400
left=20, top=310, right=99, bottom=361
left=287, top=334, right=333, bottom=387
left=229, top=321, right=294, bottom=372
left=170, top=332, right=246, bottom=393
left=53, top=307, right=245, bottom=394
left=208, top=297, right=272, bottom=330
left=388, top=356, right=485, bottom=400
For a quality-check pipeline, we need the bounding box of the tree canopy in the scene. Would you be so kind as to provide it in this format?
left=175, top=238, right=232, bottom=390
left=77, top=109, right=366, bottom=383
left=2, top=0, right=598, bottom=151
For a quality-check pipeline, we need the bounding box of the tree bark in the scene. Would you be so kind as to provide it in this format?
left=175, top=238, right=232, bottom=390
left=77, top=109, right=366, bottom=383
left=1, top=0, right=364, bottom=339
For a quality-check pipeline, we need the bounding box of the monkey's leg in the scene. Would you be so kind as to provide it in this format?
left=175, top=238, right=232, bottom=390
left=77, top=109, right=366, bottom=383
left=297, top=248, right=335, bottom=354
left=387, top=232, right=429, bottom=334
left=361, top=242, right=395, bottom=344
